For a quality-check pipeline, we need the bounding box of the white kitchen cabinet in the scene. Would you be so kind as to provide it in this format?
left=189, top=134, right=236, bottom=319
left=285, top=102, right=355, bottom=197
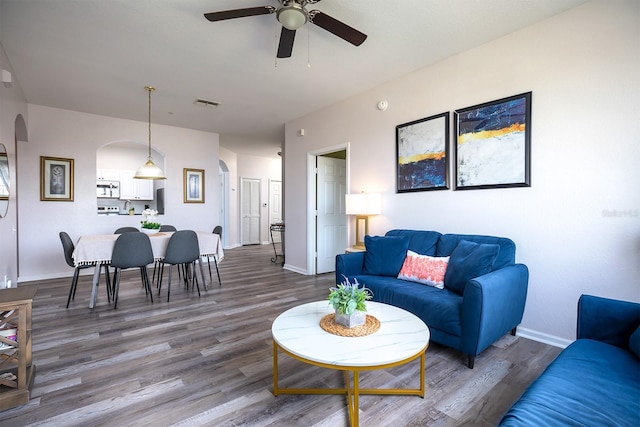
left=119, top=170, right=154, bottom=200
left=96, top=168, right=121, bottom=181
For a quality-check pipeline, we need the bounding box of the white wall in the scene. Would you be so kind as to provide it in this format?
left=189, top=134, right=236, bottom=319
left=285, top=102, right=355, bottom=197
left=18, top=105, right=220, bottom=281
left=284, top=1, right=640, bottom=344
left=219, top=145, right=239, bottom=248
left=237, top=153, right=282, bottom=244
left=0, top=43, right=27, bottom=288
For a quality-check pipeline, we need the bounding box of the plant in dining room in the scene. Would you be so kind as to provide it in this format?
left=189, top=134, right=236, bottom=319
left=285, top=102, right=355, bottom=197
left=328, top=276, right=373, bottom=328
left=140, top=208, right=161, bottom=233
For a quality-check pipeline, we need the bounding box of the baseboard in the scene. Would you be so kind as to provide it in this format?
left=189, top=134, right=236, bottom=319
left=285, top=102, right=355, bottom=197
left=18, top=271, right=73, bottom=283
left=282, top=264, right=309, bottom=275
left=517, top=327, right=573, bottom=349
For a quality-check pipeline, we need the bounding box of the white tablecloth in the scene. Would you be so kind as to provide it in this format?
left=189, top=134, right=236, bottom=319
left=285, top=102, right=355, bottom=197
left=73, top=231, right=223, bottom=266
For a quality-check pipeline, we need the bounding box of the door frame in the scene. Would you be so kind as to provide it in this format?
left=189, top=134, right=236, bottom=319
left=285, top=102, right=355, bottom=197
left=306, top=142, right=350, bottom=275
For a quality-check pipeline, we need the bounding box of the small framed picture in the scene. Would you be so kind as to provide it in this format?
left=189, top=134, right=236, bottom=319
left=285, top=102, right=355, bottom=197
left=454, top=92, right=532, bottom=190
left=183, top=168, right=205, bottom=203
left=40, top=156, right=74, bottom=201
left=396, top=112, right=450, bottom=192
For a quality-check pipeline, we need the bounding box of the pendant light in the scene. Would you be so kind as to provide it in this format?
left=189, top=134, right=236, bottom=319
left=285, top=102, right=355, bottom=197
left=134, top=86, right=166, bottom=180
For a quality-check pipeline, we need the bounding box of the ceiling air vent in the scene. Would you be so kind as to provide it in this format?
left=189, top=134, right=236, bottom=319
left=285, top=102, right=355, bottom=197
left=194, top=98, right=220, bottom=108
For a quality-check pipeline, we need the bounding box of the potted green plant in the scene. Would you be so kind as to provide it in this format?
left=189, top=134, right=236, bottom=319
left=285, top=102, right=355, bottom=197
left=328, top=277, right=373, bottom=328
left=140, top=208, right=161, bottom=234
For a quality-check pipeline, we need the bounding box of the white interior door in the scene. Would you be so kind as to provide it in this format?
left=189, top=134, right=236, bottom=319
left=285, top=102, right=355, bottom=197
left=241, top=178, right=261, bottom=245
left=316, top=156, right=347, bottom=274
left=269, top=180, right=283, bottom=243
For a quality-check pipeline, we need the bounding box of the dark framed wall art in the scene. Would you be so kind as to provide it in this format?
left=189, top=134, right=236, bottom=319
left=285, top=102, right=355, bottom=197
left=454, top=92, right=532, bottom=190
left=40, top=156, right=74, bottom=201
left=396, top=112, right=450, bottom=193
left=183, top=168, right=205, bottom=203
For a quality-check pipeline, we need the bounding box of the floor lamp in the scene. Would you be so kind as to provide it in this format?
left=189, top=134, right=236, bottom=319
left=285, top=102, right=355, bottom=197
left=345, top=193, right=381, bottom=250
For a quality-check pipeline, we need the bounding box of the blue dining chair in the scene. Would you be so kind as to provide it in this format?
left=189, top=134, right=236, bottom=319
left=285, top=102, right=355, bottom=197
left=110, top=232, right=154, bottom=308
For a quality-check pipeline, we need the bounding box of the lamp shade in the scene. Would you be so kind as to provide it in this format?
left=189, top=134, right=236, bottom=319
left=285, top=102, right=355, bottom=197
left=134, top=158, right=166, bottom=180
left=345, top=193, right=381, bottom=216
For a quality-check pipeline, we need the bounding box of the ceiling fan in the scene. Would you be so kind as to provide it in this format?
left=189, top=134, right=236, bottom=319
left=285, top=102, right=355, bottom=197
left=204, top=0, right=367, bottom=58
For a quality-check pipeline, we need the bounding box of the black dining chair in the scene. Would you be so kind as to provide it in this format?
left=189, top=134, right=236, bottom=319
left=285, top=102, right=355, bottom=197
left=205, top=226, right=223, bottom=286
left=158, top=230, right=202, bottom=302
left=152, top=225, right=178, bottom=285
left=114, top=227, right=139, bottom=234
left=59, top=231, right=111, bottom=308
left=110, top=232, right=155, bottom=308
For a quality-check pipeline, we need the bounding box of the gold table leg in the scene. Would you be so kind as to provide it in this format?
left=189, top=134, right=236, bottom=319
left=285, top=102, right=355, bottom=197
left=273, top=341, right=427, bottom=427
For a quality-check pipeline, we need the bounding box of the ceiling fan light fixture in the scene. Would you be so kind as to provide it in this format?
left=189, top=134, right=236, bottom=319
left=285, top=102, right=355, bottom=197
left=277, top=4, right=307, bottom=30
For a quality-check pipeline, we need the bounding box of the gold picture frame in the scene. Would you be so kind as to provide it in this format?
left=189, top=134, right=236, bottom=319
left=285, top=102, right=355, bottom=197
left=183, top=168, right=205, bottom=203
left=40, top=156, right=74, bottom=201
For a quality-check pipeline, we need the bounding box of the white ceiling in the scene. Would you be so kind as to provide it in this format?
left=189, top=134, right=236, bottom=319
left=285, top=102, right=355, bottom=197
left=0, top=0, right=586, bottom=158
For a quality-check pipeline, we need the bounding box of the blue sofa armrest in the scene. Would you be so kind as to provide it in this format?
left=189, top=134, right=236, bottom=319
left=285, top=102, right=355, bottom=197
left=335, top=252, right=366, bottom=284
left=577, top=294, right=640, bottom=348
left=461, top=264, right=529, bottom=357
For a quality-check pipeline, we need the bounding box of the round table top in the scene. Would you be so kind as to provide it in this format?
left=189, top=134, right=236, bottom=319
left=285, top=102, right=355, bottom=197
left=272, top=301, right=430, bottom=368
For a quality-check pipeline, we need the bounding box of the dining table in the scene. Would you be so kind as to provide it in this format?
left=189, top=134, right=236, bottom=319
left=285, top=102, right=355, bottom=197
left=72, top=231, right=224, bottom=308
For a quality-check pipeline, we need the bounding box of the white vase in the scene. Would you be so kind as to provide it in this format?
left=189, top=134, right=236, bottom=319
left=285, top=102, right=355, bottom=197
left=335, top=309, right=366, bottom=328
left=141, top=228, right=159, bottom=235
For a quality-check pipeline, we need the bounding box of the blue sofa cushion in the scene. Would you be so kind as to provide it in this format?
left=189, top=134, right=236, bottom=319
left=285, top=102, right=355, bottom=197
left=355, top=274, right=463, bottom=336
left=385, top=229, right=441, bottom=256
left=499, top=339, right=640, bottom=426
left=630, top=326, right=640, bottom=359
left=363, top=235, right=410, bottom=277
left=437, top=234, right=515, bottom=270
left=444, top=240, right=499, bottom=294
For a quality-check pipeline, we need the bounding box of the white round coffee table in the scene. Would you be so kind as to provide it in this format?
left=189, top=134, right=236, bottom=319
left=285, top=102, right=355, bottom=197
left=272, top=301, right=430, bottom=426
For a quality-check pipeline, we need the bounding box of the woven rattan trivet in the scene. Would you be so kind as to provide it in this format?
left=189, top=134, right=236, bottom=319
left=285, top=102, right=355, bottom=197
left=320, top=313, right=381, bottom=337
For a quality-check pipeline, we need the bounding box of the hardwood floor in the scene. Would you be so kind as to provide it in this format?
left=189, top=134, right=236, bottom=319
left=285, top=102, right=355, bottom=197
left=0, top=244, right=561, bottom=426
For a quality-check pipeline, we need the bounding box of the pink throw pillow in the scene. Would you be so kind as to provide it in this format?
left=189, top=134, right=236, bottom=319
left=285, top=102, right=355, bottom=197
left=397, top=250, right=449, bottom=289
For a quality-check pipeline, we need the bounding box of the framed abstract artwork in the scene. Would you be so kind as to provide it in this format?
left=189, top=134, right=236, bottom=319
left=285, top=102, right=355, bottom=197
left=40, top=156, right=74, bottom=201
left=396, top=112, right=450, bottom=193
left=183, top=168, right=205, bottom=203
left=454, top=92, right=531, bottom=190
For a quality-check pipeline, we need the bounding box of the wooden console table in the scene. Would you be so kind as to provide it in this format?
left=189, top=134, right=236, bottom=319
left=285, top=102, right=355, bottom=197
left=0, top=286, right=37, bottom=411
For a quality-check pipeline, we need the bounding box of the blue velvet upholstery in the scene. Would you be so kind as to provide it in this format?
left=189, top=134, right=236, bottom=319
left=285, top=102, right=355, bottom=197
left=630, top=326, right=640, bottom=359
left=444, top=240, right=499, bottom=294
left=363, top=235, right=410, bottom=276
left=500, top=295, right=640, bottom=426
left=437, top=233, right=515, bottom=270
left=336, top=229, right=528, bottom=366
left=385, top=229, right=441, bottom=256
left=361, top=275, right=463, bottom=336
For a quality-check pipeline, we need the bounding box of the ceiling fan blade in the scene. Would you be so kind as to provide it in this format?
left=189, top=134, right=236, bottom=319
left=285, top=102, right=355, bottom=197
left=310, top=11, right=367, bottom=46
left=204, top=6, right=274, bottom=22
left=277, top=28, right=296, bottom=58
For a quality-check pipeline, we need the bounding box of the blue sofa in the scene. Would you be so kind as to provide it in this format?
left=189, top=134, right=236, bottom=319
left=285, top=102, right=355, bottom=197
left=500, top=295, right=640, bottom=426
left=335, top=229, right=528, bottom=368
